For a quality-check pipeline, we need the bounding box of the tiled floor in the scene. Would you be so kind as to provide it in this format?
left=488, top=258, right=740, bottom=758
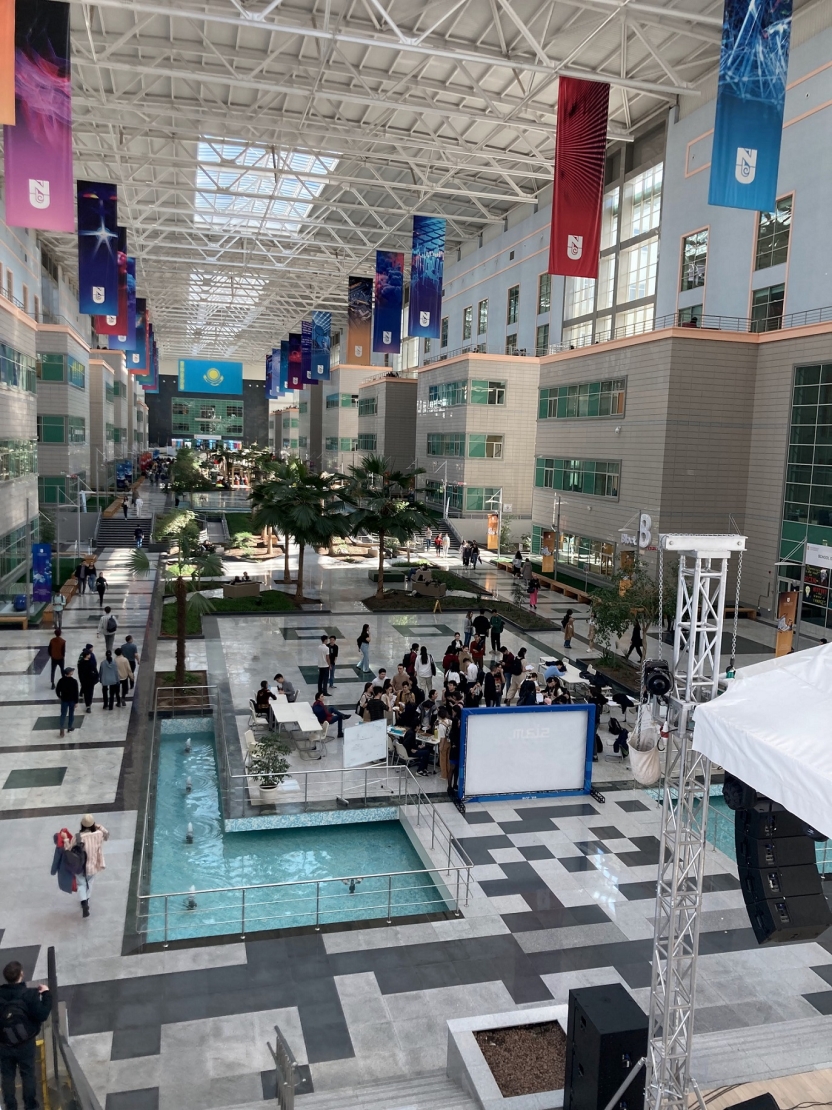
left=2, top=532, right=832, bottom=1109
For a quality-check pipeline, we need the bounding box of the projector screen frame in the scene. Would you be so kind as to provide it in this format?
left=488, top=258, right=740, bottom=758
left=458, top=703, right=595, bottom=803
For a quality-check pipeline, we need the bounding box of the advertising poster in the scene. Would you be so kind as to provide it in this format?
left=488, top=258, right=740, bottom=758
left=177, top=358, right=243, bottom=394
left=311, top=310, right=331, bottom=381
left=32, top=542, right=52, bottom=604
left=541, top=529, right=556, bottom=575
left=77, top=181, right=119, bottom=315
left=116, top=461, right=133, bottom=488
left=127, top=297, right=148, bottom=372
left=109, top=257, right=137, bottom=350
left=372, top=250, right=404, bottom=354
left=95, top=226, right=127, bottom=335
left=549, top=77, right=609, bottom=279
left=486, top=513, right=500, bottom=551
left=709, top=0, right=792, bottom=211
left=301, top=319, right=315, bottom=385
left=347, top=276, right=372, bottom=365
left=279, top=340, right=289, bottom=391
left=0, top=0, right=13, bottom=125
left=408, top=216, right=445, bottom=339
left=287, top=333, right=303, bottom=390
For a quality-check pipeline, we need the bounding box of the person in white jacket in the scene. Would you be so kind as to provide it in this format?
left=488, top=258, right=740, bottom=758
left=414, top=646, right=435, bottom=697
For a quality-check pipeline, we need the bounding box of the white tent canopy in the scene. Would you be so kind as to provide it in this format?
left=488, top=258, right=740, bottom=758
left=694, top=645, right=832, bottom=839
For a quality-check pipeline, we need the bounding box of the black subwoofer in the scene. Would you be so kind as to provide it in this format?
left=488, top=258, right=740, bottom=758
left=564, top=984, right=648, bottom=1110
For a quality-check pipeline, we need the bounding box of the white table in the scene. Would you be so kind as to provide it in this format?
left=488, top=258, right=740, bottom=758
left=268, top=689, right=321, bottom=732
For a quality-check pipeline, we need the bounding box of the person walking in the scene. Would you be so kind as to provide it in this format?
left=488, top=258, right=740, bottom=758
left=98, top=606, right=118, bottom=653
left=95, top=571, right=107, bottom=608
left=77, top=647, right=98, bottom=713
left=0, top=960, right=52, bottom=1110
left=505, top=647, right=527, bottom=705
left=84, top=562, right=97, bottom=596
left=512, top=549, right=523, bottom=576
left=327, top=635, right=339, bottom=690
left=521, top=558, right=533, bottom=586
left=587, top=611, right=597, bottom=652
left=489, top=610, right=504, bottom=653
left=562, top=609, right=575, bottom=650
left=415, top=646, right=435, bottom=697
left=134, top=494, right=143, bottom=517
left=74, top=814, right=109, bottom=917
left=99, top=651, right=119, bottom=710
left=121, top=496, right=129, bottom=519
left=74, top=562, right=87, bottom=594
left=463, top=610, right=474, bottom=647
left=357, top=624, right=371, bottom=673
left=114, top=649, right=131, bottom=707
left=120, top=635, right=139, bottom=687
left=441, top=532, right=451, bottom=560
left=434, top=533, right=442, bottom=557
left=48, top=629, right=66, bottom=688
left=527, top=575, right=540, bottom=610
left=424, top=527, right=432, bottom=552
left=484, top=663, right=504, bottom=707
left=316, top=635, right=331, bottom=696
left=469, top=542, right=479, bottom=569
left=134, top=526, right=144, bottom=548
left=624, top=620, right=644, bottom=663
left=461, top=541, right=470, bottom=567
left=56, top=667, right=79, bottom=737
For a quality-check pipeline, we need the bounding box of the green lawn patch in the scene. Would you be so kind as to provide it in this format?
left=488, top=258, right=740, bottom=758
left=225, top=511, right=255, bottom=538
left=362, top=591, right=556, bottom=630
left=160, top=589, right=298, bottom=635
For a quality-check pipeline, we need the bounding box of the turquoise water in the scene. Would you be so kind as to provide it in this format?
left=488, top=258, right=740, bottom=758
left=145, top=721, right=446, bottom=942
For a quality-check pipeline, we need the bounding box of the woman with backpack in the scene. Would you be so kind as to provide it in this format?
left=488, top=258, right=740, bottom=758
left=357, top=625, right=371, bottom=673
left=414, top=646, right=436, bottom=697
left=74, top=814, right=109, bottom=918
left=99, top=651, right=120, bottom=710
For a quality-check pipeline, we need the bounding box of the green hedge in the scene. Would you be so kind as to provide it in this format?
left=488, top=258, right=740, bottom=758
left=160, top=589, right=297, bottom=636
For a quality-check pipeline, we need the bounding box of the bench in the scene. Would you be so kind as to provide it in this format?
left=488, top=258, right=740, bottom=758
left=494, top=560, right=592, bottom=605
left=725, top=606, right=757, bottom=620
left=222, top=581, right=261, bottom=599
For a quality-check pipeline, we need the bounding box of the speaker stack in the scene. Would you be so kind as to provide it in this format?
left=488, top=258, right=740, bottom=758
left=564, top=984, right=648, bottom=1110
left=733, top=795, right=832, bottom=945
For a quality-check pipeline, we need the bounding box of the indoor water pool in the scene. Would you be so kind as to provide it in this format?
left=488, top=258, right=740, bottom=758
left=705, top=795, right=831, bottom=869
left=143, top=719, right=448, bottom=943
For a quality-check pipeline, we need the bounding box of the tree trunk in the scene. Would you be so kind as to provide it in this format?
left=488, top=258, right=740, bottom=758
left=376, top=530, right=386, bottom=597
left=294, top=541, right=305, bottom=602
left=266, top=527, right=273, bottom=556
left=284, top=532, right=291, bottom=582
left=175, top=575, right=187, bottom=684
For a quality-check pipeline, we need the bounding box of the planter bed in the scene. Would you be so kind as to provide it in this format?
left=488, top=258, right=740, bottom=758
left=361, top=591, right=556, bottom=631
left=160, top=589, right=298, bottom=636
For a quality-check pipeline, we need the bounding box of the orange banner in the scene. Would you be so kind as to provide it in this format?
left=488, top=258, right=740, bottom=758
left=541, top=530, right=555, bottom=575
left=0, top=0, right=14, bottom=125
left=486, top=513, right=499, bottom=551
left=347, top=276, right=372, bottom=365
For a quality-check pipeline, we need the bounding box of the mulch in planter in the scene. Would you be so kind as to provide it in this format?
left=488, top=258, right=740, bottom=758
left=475, top=1021, right=566, bottom=1098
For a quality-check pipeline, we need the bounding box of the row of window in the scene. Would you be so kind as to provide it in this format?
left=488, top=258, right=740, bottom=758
left=37, top=353, right=86, bottom=390
left=358, top=395, right=378, bottom=416
left=539, top=379, right=626, bottom=420
left=37, top=414, right=87, bottom=444
left=446, top=275, right=553, bottom=348
left=531, top=526, right=616, bottom=578
left=680, top=196, right=793, bottom=294
left=535, top=457, right=620, bottom=498
left=172, top=401, right=244, bottom=418
left=282, top=416, right=299, bottom=428
left=0, top=344, right=37, bottom=394
left=424, top=480, right=501, bottom=512
left=326, top=392, right=358, bottom=408
left=425, top=379, right=507, bottom=410
left=0, top=439, right=37, bottom=481
left=426, top=433, right=504, bottom=459
left=325, top=436, right=358, bottom=451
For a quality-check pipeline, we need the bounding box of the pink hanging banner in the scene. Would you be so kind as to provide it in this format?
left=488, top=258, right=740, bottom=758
left=3, top=0, right=73, bottom=231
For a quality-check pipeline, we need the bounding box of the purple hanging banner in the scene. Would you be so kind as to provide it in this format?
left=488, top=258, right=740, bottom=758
left=372, top=250, right=404, bottom=354
left=301, top=320, right=316, bottom=385
left=408, top=216, right=445, bottom=338
left=77, top=181, right=119, bottom=315
left=3, top=0, right=73, bottom=231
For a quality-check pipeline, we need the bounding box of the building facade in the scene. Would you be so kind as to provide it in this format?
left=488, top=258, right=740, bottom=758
left=356, top=374, right=417, bottom=472
left=146, top=375, right=268, bottom=450
left=35, top=323, right=91, bottom=506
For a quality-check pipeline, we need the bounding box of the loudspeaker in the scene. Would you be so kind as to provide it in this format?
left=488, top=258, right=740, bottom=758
left=725, top=1095, right=780, bottom=1110
left=564, top=984, right=648, bottom=1110
left=734, top=809, right=832, bottom=946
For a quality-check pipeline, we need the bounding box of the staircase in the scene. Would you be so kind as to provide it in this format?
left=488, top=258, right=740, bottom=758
left=96, top=516, right=154, bottom=548
left=225, top=1070, right=477, bottom=1110
left=426, top=520, right=461, bottom=554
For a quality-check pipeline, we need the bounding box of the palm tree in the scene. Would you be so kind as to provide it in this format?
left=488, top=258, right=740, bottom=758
left=251, top=461, right=350, bottom=602
left=131, top=509, right=222, bottom=683
left=250, top=459, right=298, bottom=583
left=344, top=454, right=439, bottom=597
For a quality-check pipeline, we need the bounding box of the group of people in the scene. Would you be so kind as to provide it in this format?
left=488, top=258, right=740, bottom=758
left=511, top=550, right=543, bottom=611
left=459, top=540, right=482, bottom=568
left=71, top=562, right=110, bottom=607
left=423, top=528, right=452, bottom=558
left=50, top=626, right=140, bottom=735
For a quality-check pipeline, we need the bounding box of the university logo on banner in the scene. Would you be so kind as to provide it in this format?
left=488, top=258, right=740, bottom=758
left=311, top=311, right=331, bottom=381
left=708, top=0, right=792, bottom=211
left=77, top=180, right=119, bottom=315
left=347, top=276, right=373, bottom=366
left=549, top=77, right=609, bottom=280
left=408, top=215, right=445, bottom=339
left=354, top=345, right=363, bottom=358
left=3, top=0, right=74, bottom=231
left=372, top=250, right=404, bottom=354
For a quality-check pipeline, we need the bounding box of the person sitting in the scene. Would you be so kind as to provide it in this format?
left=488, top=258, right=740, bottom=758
left=312, top=693, right=349, bottom=738
left=401, top=726, right=432, bottom=776
left=517, top=668, right=538, bottom=706
left=254, top=680, right=276, bottom=715
left=272, top=673, right=297, bottom=702
left=544, top=659, right=567, bottom=680
left=544, top=676, right=562, bottom=700
left=242, top=571, right=251, bottom=582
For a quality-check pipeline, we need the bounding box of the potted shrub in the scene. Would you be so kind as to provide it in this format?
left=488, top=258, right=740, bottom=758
left=248, top=731, right=291, bottom=804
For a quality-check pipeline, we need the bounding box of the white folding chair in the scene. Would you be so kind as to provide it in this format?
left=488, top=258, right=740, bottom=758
left=394, top=740, right=417, bottom=767
left=248, top=699, right=269, bottom=730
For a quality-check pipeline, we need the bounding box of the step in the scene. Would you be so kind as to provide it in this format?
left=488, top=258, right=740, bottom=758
left=222, top=1070, right=476, bottom=1110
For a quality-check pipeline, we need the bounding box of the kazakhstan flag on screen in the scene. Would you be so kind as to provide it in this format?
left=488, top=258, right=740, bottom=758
left=178, top=358, right=243, bottom=394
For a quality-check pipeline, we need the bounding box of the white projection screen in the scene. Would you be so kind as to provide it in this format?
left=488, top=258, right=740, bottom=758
left=459, top=705, right=594, bottom=802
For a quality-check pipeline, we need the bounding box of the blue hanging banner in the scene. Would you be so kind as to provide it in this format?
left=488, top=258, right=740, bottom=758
left=177, top=358, right=243, bottom=394
left=279, top=341, right=289, bottom=391
left=127, top=298, right=148, bottom=371
left=108, top=256, right=137, bottom=350
left=77, top=181, right=119, bottom=315
left=311, top=311, right=332, bottom=381
left=301, top=320, right=316, bottom=384
left=265, top=352, right=273, bottom=398
left=32, top=543, right=52, bottom=605
left=373, top=251, right=404, bottom=354
left=408, top=216, right=445, bottom=338
left=708, top=0, right=792, bottom=212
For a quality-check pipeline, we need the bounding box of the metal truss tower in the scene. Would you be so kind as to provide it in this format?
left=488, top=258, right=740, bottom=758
left=645, top=534, right=746, bottom=1110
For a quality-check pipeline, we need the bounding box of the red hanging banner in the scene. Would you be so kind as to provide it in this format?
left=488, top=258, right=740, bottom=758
left=548, top=77, right=609, bottom=280
left=0, top=0, right=14, bottom=125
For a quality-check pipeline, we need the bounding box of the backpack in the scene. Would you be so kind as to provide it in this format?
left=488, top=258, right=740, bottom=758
left=0, top=997, right=38, bottom=1047
left=608, top=716, right=623, bottom=736
left=430, top=656, right=436, bottom=676
left=106, top=615, right=117, bottom=633
left=64, top=842, right=87, bottom=876
left=511, top=658, right=523, bottom=676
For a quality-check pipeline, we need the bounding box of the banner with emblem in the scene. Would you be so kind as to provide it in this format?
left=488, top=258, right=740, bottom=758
left=347, top=276, right=372, bottom=365
left=372, top=250, right=404, bottom=354
left=311, top=311, right=331, bottom=381
left=301, top=319, right=316, bottom=385
left=279, top=340, right=289, bottom=391
left=77, top=181, right=119, bottom=315
left=107, top=255, right=137, bottom=351
left=127, top=298, right=148, bottom=372
left=3, top=0, right=73, bottom=231
left=287, top=333, right=303, bottom=389
left=408, top=216, right=445, bottom=339
left=708, top=0, right=792, bottom=212
left=548, top=77, right=609, bottom=280
left=0, top=0, right=14, bottom=125
left=95, top=227, right=128, bottom=336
